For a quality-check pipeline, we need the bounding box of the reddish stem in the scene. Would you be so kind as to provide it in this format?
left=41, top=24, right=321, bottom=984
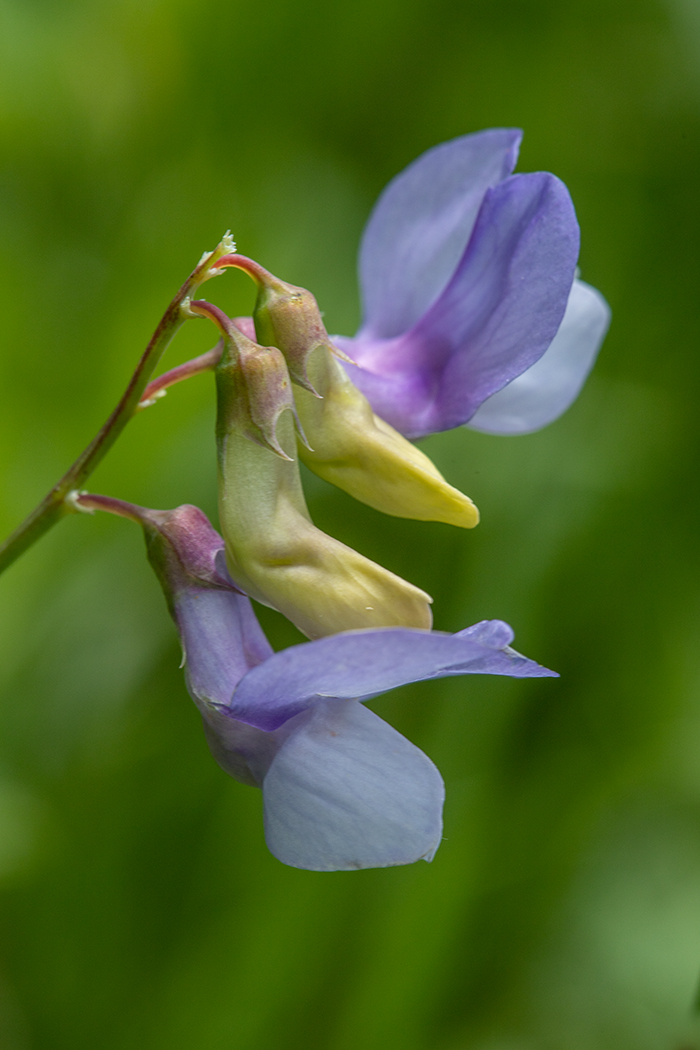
left=189, top=300, right=233, bottom=336
left=75, top=493, right=147, bottom=524
left=138, top=340, right=223, bottom=408
left=212, top=254, right=271, bottom=285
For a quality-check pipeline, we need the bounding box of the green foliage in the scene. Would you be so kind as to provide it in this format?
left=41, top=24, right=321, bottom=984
left=0, top=0, right=699, bottom=1046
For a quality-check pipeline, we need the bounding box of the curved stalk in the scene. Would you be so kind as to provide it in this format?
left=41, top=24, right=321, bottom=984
left=0, top=237, right=233, bottom=576
left=137, top=340, right=223, bottom=409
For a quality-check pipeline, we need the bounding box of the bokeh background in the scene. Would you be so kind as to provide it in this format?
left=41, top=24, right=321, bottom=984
left=0, top=0, right=699, bottom=1046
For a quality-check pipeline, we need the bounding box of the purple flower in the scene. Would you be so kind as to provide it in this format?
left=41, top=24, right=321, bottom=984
left=332, top=128, right=611, bottom=440
left=137, top=503, right=557, bottom=871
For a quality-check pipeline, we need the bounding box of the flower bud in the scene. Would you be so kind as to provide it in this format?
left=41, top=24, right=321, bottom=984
left=215, top=336, right=433, bottom=639
left=221, top=257, right=478, bottom=528
left=295, top=347, right=479, bottom=528
left=237, top=263, right=350, bottom=396
left=191, top=301, right=303, bottom=459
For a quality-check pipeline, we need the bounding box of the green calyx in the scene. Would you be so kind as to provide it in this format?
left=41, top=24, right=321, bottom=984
left=215, top=322, right=305, bottom=461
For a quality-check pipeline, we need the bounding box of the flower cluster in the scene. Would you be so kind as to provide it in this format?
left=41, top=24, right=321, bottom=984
left=82, top=500, right=553, bottom=871
left=14, top=128, right=609, bottom=870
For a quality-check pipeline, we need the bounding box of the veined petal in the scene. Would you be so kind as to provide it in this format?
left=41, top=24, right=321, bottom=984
left=262, top=699, right=445, bottom=871
left=228, top=622, right=556, bottom=731
left=358, top=129, right=523, bottom=341
left=466, top=278, right=611, bottom=434
left=344, top=172, right=580, bottom=439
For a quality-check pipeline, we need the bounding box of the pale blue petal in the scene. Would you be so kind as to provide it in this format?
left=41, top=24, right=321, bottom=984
left=466, top=278, right=611, bottom=434
left=358, top=129, right=522, bottom=340
left=262, top=699, right=445, bottom=871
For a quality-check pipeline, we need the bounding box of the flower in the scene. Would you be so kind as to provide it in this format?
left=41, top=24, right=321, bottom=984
left=328, top=128, right=611, bottom=440
left=107, top=498, right=557, bottom=871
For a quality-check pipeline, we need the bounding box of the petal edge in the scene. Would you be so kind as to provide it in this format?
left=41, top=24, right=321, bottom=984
left=466, top=278, right=611, bottom=434
left=263, top=700, right=445, bottom=871
left=358, top=129, right=523, bottom=341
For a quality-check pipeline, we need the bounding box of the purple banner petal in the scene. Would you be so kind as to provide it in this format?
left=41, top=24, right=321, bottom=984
left=343, top=172, right=579, bottom=438
left=358, top=129, right=522, bottom=341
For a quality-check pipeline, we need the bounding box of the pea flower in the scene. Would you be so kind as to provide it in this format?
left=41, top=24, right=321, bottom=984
left=327, top=128, right=611, bottom=440
left=77, top=495, right=557, bottom=871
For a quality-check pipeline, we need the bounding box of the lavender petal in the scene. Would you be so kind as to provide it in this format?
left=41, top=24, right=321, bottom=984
left=200, top=705, right=280, bottom=787
left=343, top=172, right=579, bottom=438
left=228, top=622, right=557, bottom=731
left=358, top=129, right=523, bottom=342
left=176, top=588, right=273, bottom=709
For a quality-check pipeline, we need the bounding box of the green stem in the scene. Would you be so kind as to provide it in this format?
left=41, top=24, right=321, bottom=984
left=0, top=238, right=233, bottom=576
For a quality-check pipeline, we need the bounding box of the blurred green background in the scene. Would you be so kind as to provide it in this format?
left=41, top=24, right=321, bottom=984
left=0, top=0, right=698, bottom=1046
